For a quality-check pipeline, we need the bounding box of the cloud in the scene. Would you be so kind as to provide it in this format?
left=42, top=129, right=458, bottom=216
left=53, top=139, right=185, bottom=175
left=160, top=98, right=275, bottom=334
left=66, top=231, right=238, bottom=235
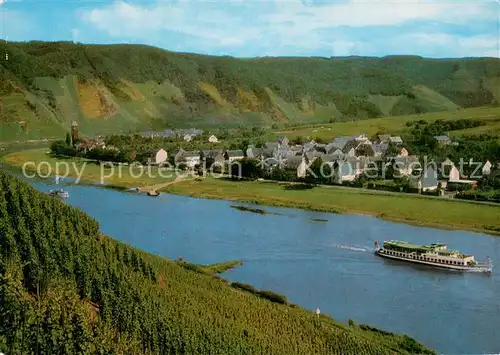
left=0, top=8, right=38, bottom=41
left=0, top=0, right=4, bottom=6
left=409, top=33, right=499, bottom=58
left=79, top=0, right=499, bottom=57
left=71, top=28, right=80, bottom=43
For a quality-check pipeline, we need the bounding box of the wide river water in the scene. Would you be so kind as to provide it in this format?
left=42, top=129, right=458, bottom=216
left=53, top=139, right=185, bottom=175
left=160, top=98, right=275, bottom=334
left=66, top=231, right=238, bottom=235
left=31, top=179, right=500, bottom=354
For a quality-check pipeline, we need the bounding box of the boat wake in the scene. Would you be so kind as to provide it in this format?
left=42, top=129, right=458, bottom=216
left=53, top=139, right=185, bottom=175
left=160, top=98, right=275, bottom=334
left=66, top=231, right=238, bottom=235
left=334, top=244, right=371, bottom=253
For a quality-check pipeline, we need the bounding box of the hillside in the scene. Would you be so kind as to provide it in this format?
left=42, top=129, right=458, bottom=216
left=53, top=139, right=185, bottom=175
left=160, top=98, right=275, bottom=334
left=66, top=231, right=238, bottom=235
left=0, top=41, right=499, bottom=141
left=0, top=170, right=435, bottom=354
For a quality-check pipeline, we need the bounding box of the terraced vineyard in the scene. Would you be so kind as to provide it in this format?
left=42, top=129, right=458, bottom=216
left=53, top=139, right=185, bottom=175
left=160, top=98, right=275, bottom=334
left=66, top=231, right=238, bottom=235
left=0, top=171, right=435, bottom=354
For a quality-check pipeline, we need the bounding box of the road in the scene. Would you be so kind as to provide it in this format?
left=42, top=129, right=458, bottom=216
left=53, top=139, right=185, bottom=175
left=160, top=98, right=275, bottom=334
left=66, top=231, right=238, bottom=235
left=138, top=173, right=189, bottom=193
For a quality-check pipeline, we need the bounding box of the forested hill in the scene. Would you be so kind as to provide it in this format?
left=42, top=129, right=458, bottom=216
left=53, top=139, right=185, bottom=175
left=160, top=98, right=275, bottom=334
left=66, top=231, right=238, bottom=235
left=1, top=41, right=499, bottom=141
left=0, top=170, right=435, bottom=354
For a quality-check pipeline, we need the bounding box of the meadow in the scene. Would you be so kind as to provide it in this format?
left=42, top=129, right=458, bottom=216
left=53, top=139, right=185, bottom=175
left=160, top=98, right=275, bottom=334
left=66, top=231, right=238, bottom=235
left=163, top=178, right=500, bottom=235
left=276, top=106, right=500, bottom=140
left=2, top=148, right=178, bottom=188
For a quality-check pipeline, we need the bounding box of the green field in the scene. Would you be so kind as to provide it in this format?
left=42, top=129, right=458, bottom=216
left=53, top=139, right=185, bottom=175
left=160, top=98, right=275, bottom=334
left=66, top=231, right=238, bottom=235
left=3, top=149, right=177, bottom=188
left=277, top=106, right=500, bottom=140
left=163, top=178, right=500, bottom=235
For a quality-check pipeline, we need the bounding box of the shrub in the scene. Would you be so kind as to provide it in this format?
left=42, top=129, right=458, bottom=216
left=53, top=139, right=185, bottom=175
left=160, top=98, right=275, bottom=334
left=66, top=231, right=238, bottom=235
left=231, top=282, right=258, bottom=294
left=256, top=290, right=288, bottom=305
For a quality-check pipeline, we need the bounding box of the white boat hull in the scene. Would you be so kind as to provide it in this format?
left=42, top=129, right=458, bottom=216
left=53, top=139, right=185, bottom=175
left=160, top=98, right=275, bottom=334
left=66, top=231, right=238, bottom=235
left=375, top=250, right=492, bottom=273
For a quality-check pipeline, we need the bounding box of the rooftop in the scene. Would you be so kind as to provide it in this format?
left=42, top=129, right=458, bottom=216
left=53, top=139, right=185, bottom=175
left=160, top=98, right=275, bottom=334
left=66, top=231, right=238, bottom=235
left=383, top=240, right=464, bottom=255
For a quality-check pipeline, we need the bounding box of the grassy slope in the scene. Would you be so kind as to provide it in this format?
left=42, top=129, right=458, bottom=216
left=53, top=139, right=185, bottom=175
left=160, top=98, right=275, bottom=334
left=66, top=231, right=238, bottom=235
left=0, top=170, right=435, bottom=354
left=0, top=42, right=499, bottom=141
left=278, top=106, right=500, bottom=140
left=163, top=178, right=500, bottom=235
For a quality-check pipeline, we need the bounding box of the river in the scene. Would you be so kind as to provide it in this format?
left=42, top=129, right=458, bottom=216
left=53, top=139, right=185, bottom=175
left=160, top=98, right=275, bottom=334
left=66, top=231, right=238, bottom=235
left=31, top=179, right=500, bottom=354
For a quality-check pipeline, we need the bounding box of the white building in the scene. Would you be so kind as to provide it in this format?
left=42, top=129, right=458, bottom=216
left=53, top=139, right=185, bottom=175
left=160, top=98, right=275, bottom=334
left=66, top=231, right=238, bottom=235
left=208, top=135, right=218, bottom=143
left=482, top=160, right=492, bottom=176
left=155, top=149, right=168, bottom=165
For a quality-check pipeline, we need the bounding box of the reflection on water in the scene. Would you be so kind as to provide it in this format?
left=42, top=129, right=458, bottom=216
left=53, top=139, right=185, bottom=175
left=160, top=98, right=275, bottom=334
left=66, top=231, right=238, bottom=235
left=28, top=177, right=500, bottom=354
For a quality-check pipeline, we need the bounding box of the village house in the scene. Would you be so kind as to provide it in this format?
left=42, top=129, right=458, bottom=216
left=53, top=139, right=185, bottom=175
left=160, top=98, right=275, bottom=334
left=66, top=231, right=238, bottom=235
left=449, top=165, right=461, bottom=181
left=304, top=150, right=324, bottom=163
left=75, top=138, right=106, bottom=153
left=435, top=158, right=478, bottom=189
left=341, top=140, right=357, bottom=157
left=372, top=142, right=389, bottom=158
left=434, top=135, right=452, bottom=146
left=264, top=142, right=279, bottom=151
left=482, top=160, right=493, bottom=176
left=154, top=148, right=168, bottom=165
left=377, top=134, right=391, bottom=143
left=263, top=142, right=280, bottom=158
left=302, top=140, right=317, bottom=153
left=332, top=157, right=368, bottom=184
left=355, top=143, right=375, bottom=157
left=275, top=146, right=295, bottom=160
left=330, top=136, right=351, bottom=151
left=290, top=144, right=303, bottom=153
left=182, top=151, right=201, bottom=168
left=208, top=135, right=219, bottom=143
left=329, top=149, right=344, bottom=160
left=225, top=150, right=245, bottom=163
left=325, top=143, right=338, bottom=155
left=395, top=147, right=409, bottom=157
left=284, top=155, right=310, bottom=178
left=173, top=148, right=185, bottom=161
left=389, top=156, right=420, bottom=176
left=354, top=134, right=372, bottom=145
left=438, top=158, right=455, bottom=178
left=179, top=128, right=203, bottom=139
left=332, top=161, right=355, bottom=184
left=183, top=134, right=193, bottom=142
left=246, top=146, right=264, bottom=160
left=201, top=149, right=225, bottom=168
left=174, top=149, right=200, bottom=168
left=412, top=164, right=439, bottom=192
left=388, top=136, right=403, bottom=145
left=277, top=136, right=289, bottom=148
left=321, top=154, right=341, bottom=170
left=261, top=157, right=281, bottom=172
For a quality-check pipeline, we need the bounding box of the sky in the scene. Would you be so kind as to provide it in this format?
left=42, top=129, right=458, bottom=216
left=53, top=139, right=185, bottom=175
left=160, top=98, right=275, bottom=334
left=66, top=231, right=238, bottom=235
left=0, top=0, right=499, bottom=58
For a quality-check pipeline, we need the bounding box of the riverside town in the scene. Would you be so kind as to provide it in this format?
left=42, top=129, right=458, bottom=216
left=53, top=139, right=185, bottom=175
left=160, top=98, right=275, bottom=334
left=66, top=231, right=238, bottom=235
left=1, top=8, right=500, bottom=354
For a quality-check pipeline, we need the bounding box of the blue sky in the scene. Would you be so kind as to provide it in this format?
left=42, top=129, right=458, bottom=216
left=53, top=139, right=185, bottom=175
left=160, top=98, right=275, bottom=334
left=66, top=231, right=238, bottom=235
left=0, top=0, right=499, bottom=58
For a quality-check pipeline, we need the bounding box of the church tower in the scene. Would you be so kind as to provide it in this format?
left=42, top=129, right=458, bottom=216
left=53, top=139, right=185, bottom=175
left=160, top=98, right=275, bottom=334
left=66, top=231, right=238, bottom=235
left=71, top=121, right=79, bottom=142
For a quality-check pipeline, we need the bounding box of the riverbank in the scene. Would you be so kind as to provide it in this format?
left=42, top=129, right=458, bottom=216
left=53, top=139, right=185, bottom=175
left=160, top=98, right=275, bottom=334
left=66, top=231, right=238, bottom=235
left=4, top=148, right=500, bottom=235
left=2, top=149, right=179, bottom=188
left=162, top=178, right=500, bottom=235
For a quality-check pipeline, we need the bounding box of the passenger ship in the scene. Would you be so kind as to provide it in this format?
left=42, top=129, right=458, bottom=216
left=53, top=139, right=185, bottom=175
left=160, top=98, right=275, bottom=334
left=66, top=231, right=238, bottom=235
left=375, top=240, right=492, bottom=273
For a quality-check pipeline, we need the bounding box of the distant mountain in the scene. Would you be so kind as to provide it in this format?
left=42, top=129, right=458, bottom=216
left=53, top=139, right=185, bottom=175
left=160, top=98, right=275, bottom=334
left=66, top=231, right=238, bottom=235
left=0, top=41, right=499, bottom=141
left=0, top=170, right=435, bottom=354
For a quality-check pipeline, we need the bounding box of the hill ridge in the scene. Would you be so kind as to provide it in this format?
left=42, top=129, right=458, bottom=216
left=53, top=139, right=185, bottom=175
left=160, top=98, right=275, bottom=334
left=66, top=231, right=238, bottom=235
left=0, top=41, right=499, bottom=141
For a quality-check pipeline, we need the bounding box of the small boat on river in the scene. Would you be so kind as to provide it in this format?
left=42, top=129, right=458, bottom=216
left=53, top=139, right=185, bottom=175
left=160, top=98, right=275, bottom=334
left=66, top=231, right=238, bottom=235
left=47, top=189, right=70, bottom=199
left=374, top=240, right=492, bottom=273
